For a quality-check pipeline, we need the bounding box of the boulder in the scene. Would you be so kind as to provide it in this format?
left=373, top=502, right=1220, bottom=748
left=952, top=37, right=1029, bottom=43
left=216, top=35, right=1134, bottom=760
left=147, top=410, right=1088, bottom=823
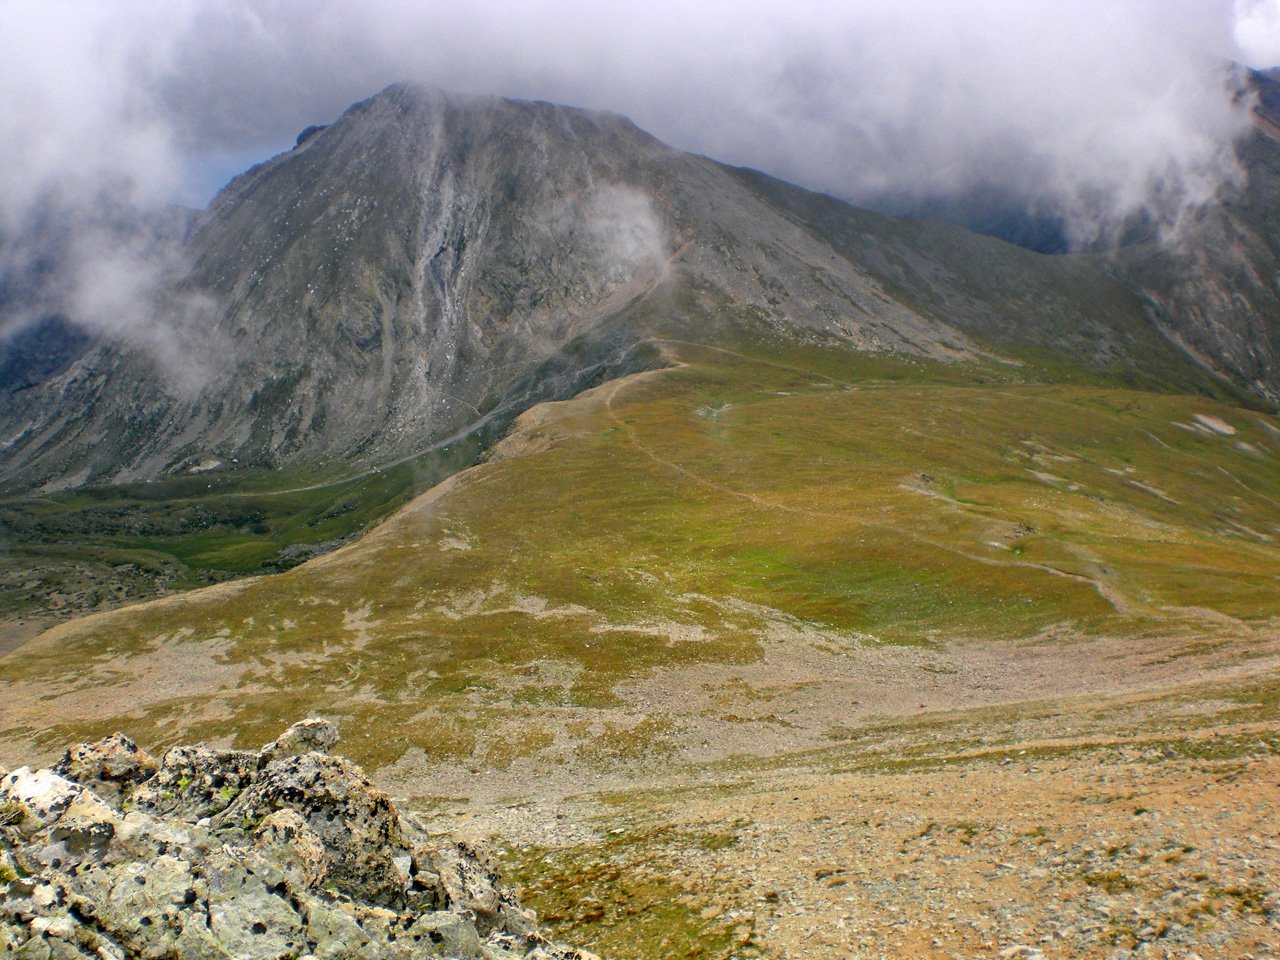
left=0, top=768, right=82, bottom=831
left=253, top=808, right=329, bottom=891
left=406, top=911, right=483, bottom=958
left=44, top=789, right=121, bottom=860
left=0, top=723, right=601, bottom=959
left=214, top=751, right=406, bottom=905
left=433, top=841, right=534, bottom=937
left=132, top=744, right=257, bottom=819
left=257, top=718, right=340, bottom=767
left=203, top=851, right=309, bottom=960
left=52, top=734, right=157, bottom=808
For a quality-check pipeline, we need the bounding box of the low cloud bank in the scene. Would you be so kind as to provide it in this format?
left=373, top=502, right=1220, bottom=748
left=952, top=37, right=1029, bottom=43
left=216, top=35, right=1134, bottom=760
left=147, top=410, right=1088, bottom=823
left=0, top=0, right=1273, bottom=364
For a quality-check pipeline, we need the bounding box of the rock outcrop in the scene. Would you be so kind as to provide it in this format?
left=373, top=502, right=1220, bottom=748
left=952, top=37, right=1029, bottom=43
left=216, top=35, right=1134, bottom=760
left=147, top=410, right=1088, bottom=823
left=0, top=721, right=599, bottom=960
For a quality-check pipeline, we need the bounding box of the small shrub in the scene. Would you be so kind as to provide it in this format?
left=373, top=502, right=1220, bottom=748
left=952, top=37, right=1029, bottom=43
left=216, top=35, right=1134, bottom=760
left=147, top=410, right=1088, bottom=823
left=1083, top=870, right=1136, bottom=893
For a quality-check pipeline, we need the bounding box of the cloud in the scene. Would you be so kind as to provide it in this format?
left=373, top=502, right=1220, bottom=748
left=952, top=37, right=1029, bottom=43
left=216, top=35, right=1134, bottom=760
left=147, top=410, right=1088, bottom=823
left=0, top=0, right=1269, bottom=359
left=0, top=2, right=204, bottom=381
left=586, top=186, right=670, bottom=286
left=1235, top=0, right=1280, bottom=66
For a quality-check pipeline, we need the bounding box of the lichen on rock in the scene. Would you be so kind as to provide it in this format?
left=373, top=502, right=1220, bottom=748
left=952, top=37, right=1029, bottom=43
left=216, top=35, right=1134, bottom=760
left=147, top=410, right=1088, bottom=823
left=0, top=720, right=602, bottom=960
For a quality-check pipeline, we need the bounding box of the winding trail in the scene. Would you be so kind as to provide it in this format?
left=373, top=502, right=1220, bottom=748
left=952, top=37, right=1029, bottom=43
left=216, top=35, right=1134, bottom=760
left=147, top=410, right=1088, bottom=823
left=229, top=335, right=843, bottom=501
left=600, top=355, right=1138, bottom=616
left=170, top=330, right=1272, bottom=625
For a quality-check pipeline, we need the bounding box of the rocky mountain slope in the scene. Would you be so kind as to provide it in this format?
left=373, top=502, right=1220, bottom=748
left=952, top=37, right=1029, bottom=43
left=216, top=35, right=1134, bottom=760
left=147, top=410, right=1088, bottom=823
left=2, top=81, right=1270, bottom=493
left=1110, top=68, right=1280, bottom=402
left=0, top=719, right=598, bottom=960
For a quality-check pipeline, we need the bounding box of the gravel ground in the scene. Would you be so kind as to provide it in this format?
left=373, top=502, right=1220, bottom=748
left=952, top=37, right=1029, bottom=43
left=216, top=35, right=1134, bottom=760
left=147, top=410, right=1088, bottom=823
left=427, top=690, right=1280, bottom=960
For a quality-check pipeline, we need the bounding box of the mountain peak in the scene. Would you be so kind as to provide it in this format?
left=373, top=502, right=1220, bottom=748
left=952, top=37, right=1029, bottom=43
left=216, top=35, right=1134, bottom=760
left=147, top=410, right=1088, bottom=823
left=343, top=80, right=647, bottom=140
left=2, top=82, right=1277, bottom=492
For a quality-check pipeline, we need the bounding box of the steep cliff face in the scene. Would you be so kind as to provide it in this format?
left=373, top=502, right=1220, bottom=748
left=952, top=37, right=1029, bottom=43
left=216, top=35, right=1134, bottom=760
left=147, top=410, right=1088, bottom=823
left=1113, top=70, right=1280, bottom=402
left=0, top=81, right=1273, bottom=492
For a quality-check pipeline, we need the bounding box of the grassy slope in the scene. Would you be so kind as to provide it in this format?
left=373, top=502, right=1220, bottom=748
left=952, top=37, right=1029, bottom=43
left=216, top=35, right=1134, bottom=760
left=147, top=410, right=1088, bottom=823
left=0, top=425, right=500, bottom=630
left=2, top=339, right=1278, bottom=769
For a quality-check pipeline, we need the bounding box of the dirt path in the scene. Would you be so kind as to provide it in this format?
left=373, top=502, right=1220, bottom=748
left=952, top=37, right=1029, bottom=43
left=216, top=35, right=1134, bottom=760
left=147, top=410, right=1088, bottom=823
left=601, top=359, right=1138, bottom=615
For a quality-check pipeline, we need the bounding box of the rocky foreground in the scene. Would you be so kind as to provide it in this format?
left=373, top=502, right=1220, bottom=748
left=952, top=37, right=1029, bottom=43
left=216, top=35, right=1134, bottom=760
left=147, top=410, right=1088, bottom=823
left=0, top=721, right=599, bottom=960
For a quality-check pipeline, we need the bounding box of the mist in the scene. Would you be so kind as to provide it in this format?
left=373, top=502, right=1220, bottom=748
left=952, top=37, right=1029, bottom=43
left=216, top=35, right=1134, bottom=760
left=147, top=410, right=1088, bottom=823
left=1, top=0, right=1276, bottom=362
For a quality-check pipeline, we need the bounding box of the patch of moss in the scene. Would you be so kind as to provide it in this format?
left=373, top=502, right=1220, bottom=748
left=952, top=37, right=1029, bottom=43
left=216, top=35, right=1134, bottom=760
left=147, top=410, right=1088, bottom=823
left=0, top=801, right=28, bottom=828
left=1207, top=883, right=1271, bottom=915
left=1082, top=870, right=1137, bottom=893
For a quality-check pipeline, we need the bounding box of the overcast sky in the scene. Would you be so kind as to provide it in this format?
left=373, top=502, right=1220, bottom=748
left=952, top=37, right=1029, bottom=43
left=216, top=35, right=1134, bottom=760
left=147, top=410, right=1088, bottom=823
left=2, top=0, right=1278, bottom=245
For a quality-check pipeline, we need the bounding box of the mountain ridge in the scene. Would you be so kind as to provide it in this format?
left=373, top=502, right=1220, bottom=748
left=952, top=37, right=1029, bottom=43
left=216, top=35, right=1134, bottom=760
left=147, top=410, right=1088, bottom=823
left=1, top=80, right=1277, bottom=494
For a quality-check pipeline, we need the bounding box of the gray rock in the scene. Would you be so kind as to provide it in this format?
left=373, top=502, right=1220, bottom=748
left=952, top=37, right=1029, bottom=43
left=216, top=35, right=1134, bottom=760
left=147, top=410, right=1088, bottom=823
left=303, top=898, right=372, bottom=960
left=258, top=718, right=340, bottom=767
left=0, top=768, right=83, bottom=831
left=52, top=734, right=157, bottom=809
left=204, top=852, right=307, bottom=959
left=213, top=751, right=405, bottom=905
left=406, top=911, right=482, bottom=958
left=131, top=743, right=257, bottom=820
left=43, top=789, right=121, bottom=861
left=253, top=808, right=330, bottom=891
left=433, top=841, right=533, bottom=937
left=0, top=724, right=599, bottom=959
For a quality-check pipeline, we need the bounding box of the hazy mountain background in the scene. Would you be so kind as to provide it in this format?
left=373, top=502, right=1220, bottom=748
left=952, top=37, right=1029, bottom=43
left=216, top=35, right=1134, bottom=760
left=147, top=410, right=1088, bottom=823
left=2, top=0, right=1275, bottom=367
left=4, top=70, right=1280, bottom=492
